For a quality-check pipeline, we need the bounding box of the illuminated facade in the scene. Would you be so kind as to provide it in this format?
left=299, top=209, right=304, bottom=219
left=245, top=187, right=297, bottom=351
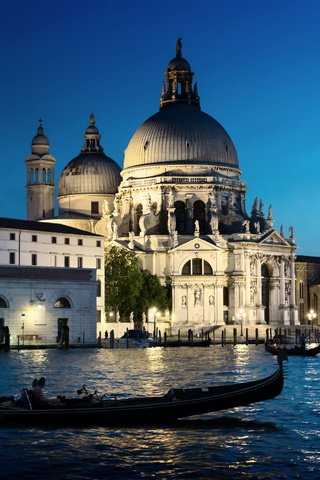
left=26, top=41, right=299, bottom=334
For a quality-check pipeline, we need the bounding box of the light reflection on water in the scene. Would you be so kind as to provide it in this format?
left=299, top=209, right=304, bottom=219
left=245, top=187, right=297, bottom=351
left=0, top=345, right=320, bottom=479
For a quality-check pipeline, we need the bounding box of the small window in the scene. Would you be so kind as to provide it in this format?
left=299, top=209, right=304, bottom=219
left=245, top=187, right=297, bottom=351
left=97, top=279, right=101, bottom=297
left=9, top=252, right=15, bottom=264
left=96, top=258, right=101, bottom=270
left=32, top=254, right=37, bottom=266
left=64, top=256, right=70, bottom=267
left=52, top=237, right=57, bottom=244
left=54, top=297, right=71, bottom=308
left=96, top=310, right=101, bottom=323
left=64, top=238, right=70, bottom=245
left=78, top=257, right=83, bottom=268
left=96, top=240, right=101, bottom=247
left=10, top=233, right=15, bottom=240
left=182, top=260, right=191, bottom=275
left=32, top=235, right=37, bottom=242
left=78, top=239, right=83, bottom=246
left=91, top=202, right=99, bottom=214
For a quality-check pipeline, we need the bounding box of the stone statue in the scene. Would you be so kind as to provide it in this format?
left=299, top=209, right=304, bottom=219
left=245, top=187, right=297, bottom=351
left=102, top=199, right=109, bottom=217
left=243, top=219, right=250, bottom=233
left=280, top=225, right=284, bottom=236
left=254, top=221, right=260, bottom=234
left=289, top=226, right=294, bottom=238
left=112, top=221, right=118, bottom=240
left=209, top=295, right=214, bottom=306
left=194, top=288, right=201, bottom=305
left=173, top=230, right=179, bottom=247
left=181, top=295, right=187, bottom=307
left=113, top=194, right=120, bottom=215
left=259, top=200, right=264, bottom=215
left=194, top=220, right=200, bottom=237
left=251, top=197, right=259, bottom=213
left=128, top=231, right=135, bottom=249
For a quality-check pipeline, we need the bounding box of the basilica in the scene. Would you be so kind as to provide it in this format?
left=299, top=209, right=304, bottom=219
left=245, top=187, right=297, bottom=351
left=25, top=40, right=299, bottom=334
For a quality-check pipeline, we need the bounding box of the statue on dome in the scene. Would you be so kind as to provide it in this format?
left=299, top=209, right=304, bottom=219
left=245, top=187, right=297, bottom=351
left=254, top=221, right=260, bottom=234
left=176, top=38, right=182, bottom=57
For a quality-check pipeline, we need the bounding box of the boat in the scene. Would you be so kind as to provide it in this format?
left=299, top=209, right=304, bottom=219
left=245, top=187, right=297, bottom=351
left=101, top=329, right=150, bottom=349
left=265, top=342, right=320, bottom=357
left=0, top=366, right=283, bottom=426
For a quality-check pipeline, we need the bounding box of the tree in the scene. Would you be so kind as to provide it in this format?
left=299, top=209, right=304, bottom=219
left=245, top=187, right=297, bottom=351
left=104, top=245, right=142, bottom=318
left=134, top=270, right=170, bottom=323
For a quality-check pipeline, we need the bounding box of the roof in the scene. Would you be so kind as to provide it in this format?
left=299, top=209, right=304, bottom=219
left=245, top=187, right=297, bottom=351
left=124, top=104, right=238, bottom=170
left=0, top=265, right=95, bottom=281
left=296, top=255, right=320, bottom=264
left=0, top=217, right=102, bottom=237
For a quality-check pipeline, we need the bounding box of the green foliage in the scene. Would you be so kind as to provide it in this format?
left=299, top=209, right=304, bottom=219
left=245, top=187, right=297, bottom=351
left=104, top=246, right=170, bottom=321
left=104, top=245, right=142, bottom=317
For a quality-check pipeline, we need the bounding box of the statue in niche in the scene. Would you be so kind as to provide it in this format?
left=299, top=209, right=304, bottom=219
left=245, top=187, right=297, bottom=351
left=209, top=295, right=214, bottom=306
left=181, top=295, right=187, bottom=307
left=194, top=220, right=200, bottom=237
left=194, top=288, right=201, bottom=306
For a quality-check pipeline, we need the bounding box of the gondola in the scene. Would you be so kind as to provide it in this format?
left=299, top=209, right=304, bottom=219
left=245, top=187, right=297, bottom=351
left=0, top=366, right=283, bottom=426
left=265, top=342, right=320, bottom=357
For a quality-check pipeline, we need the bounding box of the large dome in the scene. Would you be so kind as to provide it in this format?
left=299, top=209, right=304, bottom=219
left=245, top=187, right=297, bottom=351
left=58, top=152, right=121, bottom=196
left=124, top=104, right=238, bottom=169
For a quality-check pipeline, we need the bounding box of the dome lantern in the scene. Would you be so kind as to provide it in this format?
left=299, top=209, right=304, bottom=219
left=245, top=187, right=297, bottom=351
left=160, top=39, right=200, bottom=109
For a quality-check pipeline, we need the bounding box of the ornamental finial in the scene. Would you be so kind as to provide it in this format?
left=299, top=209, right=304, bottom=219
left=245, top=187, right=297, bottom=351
left=176, top=38, right=182, bottom=57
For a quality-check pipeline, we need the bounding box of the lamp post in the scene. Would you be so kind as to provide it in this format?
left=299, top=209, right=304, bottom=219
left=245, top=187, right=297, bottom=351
left=21, top=313, right=25, bottom=346
left=307, top=309, right=316, bottom=330
left=236, top=310, right=246, bottom=336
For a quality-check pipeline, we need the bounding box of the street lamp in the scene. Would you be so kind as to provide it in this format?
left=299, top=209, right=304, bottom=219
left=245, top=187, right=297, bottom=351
left=307, top=309, right=316, bottom=329
left=150, top=307, right=160, bottom=339
left=21, top=313, right=25, bottom=346
left=236, top=310, right=246, bottom=336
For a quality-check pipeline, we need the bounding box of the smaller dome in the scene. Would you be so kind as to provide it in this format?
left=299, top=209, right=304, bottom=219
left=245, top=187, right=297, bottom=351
left=167, top=56, right=191, bottom=72
left=32, top=126, right=49, bottom=146
left=58, top=152, right=121, bottom=196
left=85, top=113, right=99, bottom=135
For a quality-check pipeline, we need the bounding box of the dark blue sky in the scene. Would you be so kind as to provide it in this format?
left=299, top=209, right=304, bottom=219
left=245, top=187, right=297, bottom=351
left=1, top=0, right=320, bottom=254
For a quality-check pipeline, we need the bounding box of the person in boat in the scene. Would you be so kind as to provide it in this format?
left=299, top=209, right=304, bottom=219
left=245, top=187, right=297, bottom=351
left=299, top=333, right=306, bottom=350
left=32, top=377, right=49, bottom=408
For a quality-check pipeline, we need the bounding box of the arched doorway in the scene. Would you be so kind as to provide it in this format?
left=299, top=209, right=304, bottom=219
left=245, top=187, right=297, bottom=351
left=261, top=264, right=270, bottom=324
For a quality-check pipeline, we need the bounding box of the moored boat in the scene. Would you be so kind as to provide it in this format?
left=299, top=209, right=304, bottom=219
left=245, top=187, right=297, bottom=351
left=265, top=342, right=320, bottom=357
left=101, top=329, right=150, bottom=349
left=0, top=366, right=284, bottom=426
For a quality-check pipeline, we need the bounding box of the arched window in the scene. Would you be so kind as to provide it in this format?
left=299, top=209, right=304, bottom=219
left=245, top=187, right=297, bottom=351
left=30, top=168, right=34, bottom=184
left=193, top=200, right=206, bottom=233
left=54, top=297, right=71, bottom=308
left=35, top=168, right=39, bottom=184
left=223, top=287, right=229, bottom=306
left=313, top=293, right=318, bottom=312
left=181, top=258, right=213, bottom=275
left=47, top=169, right=52, bottom=184
left=0, top=296, right=8, bottom=308
left=261, top=264, right=270, bottom=324
left=175, top=201, right=186, bottom=234
left=135, top=204, right=143, bottom=235
left=42, top=168, right=46, bottom=183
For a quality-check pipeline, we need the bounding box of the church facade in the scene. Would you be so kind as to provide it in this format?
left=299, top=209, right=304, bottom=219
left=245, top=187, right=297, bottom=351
left=26, top=41, right=299, bottom=334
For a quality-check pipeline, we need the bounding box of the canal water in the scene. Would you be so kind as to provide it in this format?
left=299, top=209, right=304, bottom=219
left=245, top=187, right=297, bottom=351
left=0, top=345, right=319, bottom=479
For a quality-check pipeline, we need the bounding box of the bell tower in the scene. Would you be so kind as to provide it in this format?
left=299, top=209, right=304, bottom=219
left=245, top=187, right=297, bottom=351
left=25, top=120, right=56, bottom=220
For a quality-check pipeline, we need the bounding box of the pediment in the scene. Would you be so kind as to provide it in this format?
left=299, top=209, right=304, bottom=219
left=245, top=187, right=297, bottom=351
left=171, top=237, right=221, bottom=253
left=259, top=230, right=290, bottom=246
